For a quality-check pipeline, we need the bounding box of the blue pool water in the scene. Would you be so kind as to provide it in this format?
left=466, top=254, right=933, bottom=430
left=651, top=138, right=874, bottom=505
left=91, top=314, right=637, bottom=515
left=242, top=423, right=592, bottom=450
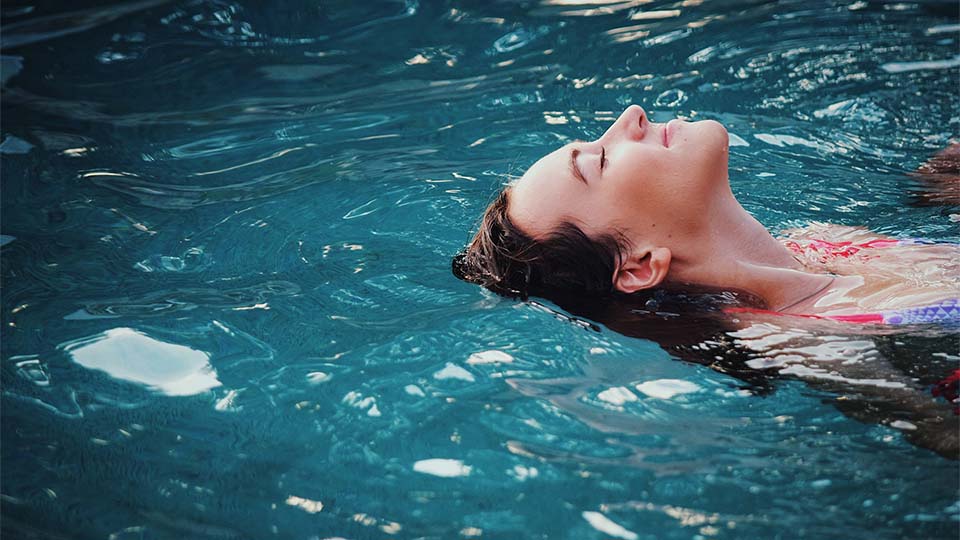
left=2, top=0, right=958, bottom=538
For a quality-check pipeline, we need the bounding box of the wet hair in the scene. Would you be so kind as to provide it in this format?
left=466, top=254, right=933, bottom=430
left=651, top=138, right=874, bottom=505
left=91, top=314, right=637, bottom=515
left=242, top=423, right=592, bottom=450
left=451, top=188, right=628, bottom=301
left=451, top=186, right=775, bottom=393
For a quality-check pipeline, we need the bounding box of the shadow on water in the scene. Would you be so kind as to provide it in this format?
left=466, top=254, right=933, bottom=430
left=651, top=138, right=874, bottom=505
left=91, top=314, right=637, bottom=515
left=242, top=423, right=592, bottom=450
left=543, top=288, right=959, bottom=460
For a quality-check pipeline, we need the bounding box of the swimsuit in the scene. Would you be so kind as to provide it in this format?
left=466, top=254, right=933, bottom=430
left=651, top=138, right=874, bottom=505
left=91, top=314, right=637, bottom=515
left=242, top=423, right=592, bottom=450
left=755, top=237, right=960, bottom=411
left=725, top=237, right=960, bottom=326
left=726, top=299, right=960, bottom=325
left=783, top=237, right=938, bottom=260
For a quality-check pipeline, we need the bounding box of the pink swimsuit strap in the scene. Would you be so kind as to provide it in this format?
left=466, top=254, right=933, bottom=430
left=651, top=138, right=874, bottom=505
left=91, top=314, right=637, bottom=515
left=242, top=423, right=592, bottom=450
left=726, top=298, right=959, bottom=326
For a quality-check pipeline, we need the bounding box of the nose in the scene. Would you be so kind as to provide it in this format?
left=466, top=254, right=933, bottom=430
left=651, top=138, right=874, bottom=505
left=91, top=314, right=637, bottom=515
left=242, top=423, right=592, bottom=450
left=602, top=105, right=646, bottom=143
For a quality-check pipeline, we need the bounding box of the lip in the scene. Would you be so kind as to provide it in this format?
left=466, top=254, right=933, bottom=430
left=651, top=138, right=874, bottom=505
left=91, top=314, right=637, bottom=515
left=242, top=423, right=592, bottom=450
left=664, top=119, right=678, bottom=148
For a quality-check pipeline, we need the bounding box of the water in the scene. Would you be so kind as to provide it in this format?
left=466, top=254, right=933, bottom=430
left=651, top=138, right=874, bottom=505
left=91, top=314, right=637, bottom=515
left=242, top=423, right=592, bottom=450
left=1, top=0, right=958, bottom=538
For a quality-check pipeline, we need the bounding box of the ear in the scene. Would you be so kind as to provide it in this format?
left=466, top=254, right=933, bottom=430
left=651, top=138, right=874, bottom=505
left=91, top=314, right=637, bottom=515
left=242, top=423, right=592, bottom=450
left=613, top=247, right=671, bottom=294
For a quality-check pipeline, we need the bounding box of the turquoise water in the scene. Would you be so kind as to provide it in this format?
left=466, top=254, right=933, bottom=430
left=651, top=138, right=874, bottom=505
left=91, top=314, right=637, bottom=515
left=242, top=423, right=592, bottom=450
left=2, top=0, right=958, bottom=538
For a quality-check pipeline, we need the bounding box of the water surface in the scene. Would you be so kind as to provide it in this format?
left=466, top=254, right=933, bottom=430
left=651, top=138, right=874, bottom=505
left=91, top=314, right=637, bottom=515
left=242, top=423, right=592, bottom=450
left=2, top=1, right=958, bottom=538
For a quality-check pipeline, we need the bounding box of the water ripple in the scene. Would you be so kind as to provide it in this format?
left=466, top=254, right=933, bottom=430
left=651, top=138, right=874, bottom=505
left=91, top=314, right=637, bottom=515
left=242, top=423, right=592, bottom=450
left=2, top=0, right=959, bottom=537
left=80, top=157, right=336, bottom=209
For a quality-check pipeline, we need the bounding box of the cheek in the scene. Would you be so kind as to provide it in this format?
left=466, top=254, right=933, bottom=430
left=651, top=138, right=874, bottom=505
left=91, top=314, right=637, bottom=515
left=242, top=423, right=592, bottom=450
left=592, top=163, right=667, bottom=228
left=600, top=156, right=709, bottom=239
left=612, top=154, right=679, bottom=207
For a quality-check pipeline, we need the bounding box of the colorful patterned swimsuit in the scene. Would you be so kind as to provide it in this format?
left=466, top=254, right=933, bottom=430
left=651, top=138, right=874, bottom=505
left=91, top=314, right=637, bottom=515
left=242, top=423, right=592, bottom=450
left=726, top=238, right=960, bottom=325
left=734, top=237, right=960, bottom=412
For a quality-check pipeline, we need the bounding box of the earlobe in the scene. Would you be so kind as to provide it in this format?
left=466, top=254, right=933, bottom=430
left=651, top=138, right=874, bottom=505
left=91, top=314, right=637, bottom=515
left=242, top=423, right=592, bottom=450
left=614, top=247, right=671, bottom=294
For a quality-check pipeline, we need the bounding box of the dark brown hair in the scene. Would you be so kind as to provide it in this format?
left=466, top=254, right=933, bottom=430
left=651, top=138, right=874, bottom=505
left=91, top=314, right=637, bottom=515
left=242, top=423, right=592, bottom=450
left=451, top=186, right=775, bottom=394
left=451, top=188, right=629, bottom=301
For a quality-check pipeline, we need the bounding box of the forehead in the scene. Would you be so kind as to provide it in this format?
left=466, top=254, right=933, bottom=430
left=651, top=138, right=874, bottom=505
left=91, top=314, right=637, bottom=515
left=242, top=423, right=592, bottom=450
left=516, top=145, right=565, bottom=186
left=507, top=144, right=581, bottom=237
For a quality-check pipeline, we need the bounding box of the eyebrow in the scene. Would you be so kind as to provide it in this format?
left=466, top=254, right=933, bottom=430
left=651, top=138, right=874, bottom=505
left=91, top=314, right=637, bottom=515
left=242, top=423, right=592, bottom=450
left=568, top=148, right=588, bottom=185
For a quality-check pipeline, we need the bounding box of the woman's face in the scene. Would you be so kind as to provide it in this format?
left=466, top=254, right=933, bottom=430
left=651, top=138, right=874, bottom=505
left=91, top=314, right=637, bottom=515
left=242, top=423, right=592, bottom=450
left=508, top=105, right=730, bottom=247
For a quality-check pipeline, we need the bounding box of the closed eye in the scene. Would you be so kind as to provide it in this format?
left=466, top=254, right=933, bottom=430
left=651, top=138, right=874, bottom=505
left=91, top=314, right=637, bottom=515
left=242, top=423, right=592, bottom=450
left=569, top=148, right=588, bottom=185
left=600, top=146, right=606, bottom=172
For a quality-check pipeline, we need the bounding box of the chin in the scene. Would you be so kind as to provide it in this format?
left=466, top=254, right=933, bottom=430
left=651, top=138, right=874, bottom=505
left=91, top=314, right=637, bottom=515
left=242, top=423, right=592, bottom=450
left=682, top=119, right=728, bottom=166
left=690, top=120, right=730, bottom=186
left=698, top=119, right=729, bottom=147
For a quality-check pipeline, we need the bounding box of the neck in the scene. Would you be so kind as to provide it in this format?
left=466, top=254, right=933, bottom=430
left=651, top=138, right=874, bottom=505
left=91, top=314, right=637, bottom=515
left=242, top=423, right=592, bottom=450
left=666, top=187, right=834, bottom=312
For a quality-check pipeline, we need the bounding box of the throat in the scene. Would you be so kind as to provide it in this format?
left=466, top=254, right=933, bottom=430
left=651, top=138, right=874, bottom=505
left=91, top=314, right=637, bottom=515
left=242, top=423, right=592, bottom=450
left=681, top=194, right=802, bottom=272
left=720, top=208, right=800, bottom=269
left=668, top=193, right=832, bottom=310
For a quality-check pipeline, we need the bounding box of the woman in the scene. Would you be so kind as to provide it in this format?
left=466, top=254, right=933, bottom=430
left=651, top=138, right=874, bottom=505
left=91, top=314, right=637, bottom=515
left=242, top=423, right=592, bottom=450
left=453, top=105, right=958, bottom=325
left=453, top=105, right=959, bottom=458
